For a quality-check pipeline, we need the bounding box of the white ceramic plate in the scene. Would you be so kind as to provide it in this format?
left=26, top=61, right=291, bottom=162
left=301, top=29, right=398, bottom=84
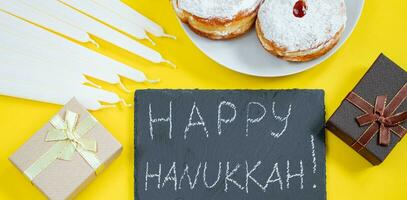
left=177, top=0, right=364, bottom=77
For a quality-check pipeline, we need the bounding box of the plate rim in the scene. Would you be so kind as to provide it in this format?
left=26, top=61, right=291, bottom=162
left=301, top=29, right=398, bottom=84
left=176, top=0, right=365, bottom=77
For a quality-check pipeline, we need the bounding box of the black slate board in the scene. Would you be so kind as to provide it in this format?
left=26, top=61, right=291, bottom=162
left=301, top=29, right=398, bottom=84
left=135, top=90, right=326, bottom=200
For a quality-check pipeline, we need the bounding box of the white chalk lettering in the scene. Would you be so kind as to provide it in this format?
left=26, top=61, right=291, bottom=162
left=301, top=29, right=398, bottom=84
left=263, top=162, right=283, bottom=191
left=310, top=134, right=318, bottom=189
left=144, top=159, right=309, bottom=193
left=245, top=161, right=264, bottom=193
left=270, top=102, right=292, bottom=138
left=310, top=134, right=317, bottom=174
left=246, top=102, right=266, bottom=136
left=217, top=101, right=237, bottom=135
left=184, top=102, right=209, bottom=139
left=145, top=162, right=161, bottom=191
left=203, top=162, right=222, bottom=189
left=178, top=163, right=202, bottom=190
left=225, top=162, right=244, bottom=192
left=149, top=102, right=172, bottom=140
left=286, top=160, right=304, bottom=189
left=162, top=162, right=178, bottom=191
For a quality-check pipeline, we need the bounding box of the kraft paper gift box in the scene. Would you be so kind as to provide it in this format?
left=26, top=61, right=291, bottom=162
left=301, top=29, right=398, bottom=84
left=9, top=98, right=122, bottom=199
left=327, top=54, right=407, bottom=165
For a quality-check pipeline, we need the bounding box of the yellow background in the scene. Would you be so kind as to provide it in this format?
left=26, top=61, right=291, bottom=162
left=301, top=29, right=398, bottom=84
left=1, top=0, right=406, bottom=199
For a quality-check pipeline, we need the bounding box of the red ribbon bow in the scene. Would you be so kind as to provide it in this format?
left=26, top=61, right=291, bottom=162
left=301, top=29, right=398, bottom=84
left=346, top=83, right=407, bottom=151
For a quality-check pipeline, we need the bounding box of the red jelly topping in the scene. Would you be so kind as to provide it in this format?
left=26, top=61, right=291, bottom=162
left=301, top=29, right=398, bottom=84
left=293, top=0, right=307, bottom=18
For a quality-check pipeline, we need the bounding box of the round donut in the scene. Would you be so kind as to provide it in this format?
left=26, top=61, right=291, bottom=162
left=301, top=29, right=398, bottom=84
left=172, top=0, right=262, bottom=40
left=256, top=0, right=347, bottom=62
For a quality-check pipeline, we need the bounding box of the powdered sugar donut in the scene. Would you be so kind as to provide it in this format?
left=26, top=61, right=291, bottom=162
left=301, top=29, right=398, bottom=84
left=172, top=0, right=262, bottom=40
left=256, top=0, right=347, bottom=62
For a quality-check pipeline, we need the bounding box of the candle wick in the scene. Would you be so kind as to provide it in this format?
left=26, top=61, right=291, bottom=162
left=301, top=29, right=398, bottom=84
left=100, top=104, right=117, bottom=109
left=120, top=98, right=132, bottom=107
left=146, top=78, right=160, bottom=83
left=146, top=35, right=156, bottom=46
left=89, top=38, right=100, bottom=48
left=118, top=81, right=131, bottom=93
left=162, top=34, right=176, bottom=40
left=163, top=60, right=176, bottom=68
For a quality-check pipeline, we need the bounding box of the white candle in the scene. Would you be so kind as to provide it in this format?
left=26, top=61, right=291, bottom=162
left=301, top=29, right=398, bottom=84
left=19, top=0, right=170, bottom=68
left=0, top=45, right=124, bottom=110
left=59, top=0, right=155, bottom=45
left=0, top=48, right=100, bottom=88
left=0, top=12, right=160, bottom=85
left=93, top=0, right=176, bottom=39
left=0, top=27, right=120, bottom=85
left=0, top=1, right=96, bottom=45
left=0, top=78, right=119, bottom=110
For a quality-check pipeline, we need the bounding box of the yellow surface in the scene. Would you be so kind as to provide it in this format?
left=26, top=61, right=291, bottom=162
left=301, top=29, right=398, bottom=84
left=0, top=0, right=407, bottom=199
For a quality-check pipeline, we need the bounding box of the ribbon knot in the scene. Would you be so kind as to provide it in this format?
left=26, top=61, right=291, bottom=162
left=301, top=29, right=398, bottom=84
left=24, top=110, right=102, bottom=181
left=46, top=111, right=97, bottom=160
left=346, top=83, right=407, bottom=151
left=377, top=116, right=391, bottom=126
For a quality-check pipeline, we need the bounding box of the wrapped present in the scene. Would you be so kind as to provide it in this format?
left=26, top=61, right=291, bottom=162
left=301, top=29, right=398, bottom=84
left=327, top=54, right=407, bottom=165
left=9, top=98, right=122, bottom=199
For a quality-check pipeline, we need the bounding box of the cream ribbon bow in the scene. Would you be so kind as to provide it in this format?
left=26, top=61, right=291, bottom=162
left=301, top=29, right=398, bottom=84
left=24, top=111, right=102, bottom=180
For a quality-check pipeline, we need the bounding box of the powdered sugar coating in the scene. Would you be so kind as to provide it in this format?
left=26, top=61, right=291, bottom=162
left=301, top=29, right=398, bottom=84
left=177, top=0, right=262, bottom=20
left=258, top=0, right=347, bottom=51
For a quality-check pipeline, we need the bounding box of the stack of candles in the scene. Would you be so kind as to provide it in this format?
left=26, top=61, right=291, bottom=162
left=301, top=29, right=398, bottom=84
left=0, top=0, right=175, bottom=110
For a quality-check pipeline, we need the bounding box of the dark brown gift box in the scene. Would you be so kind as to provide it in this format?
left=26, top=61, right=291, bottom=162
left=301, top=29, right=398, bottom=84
left=327, top=54, right=407, bottom=165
